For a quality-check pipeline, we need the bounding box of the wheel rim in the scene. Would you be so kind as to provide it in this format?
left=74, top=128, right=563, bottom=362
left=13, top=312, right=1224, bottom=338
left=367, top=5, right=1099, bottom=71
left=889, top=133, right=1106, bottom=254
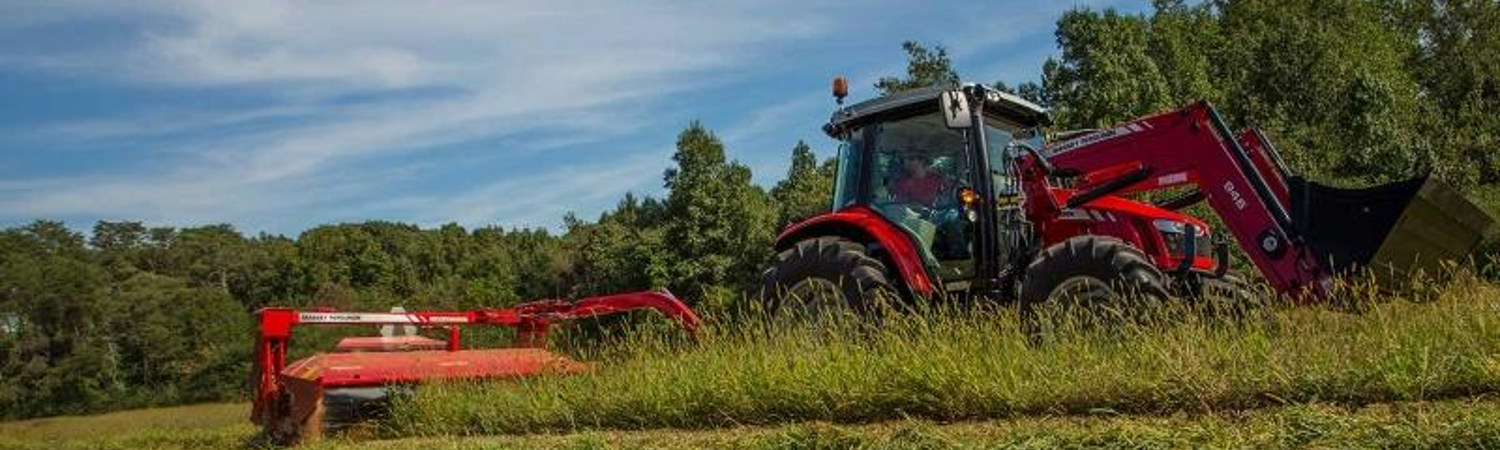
left=1051, top=275, right=1112, bottom=304
left=779, top=277, right=855, bottom=328
left=1029, top=275, right=1116, bottom=333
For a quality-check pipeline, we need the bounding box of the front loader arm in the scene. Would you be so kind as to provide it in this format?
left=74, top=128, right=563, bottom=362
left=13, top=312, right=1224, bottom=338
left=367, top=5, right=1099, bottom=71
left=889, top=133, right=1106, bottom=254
left=1018, top=101, right=1330, bottom=297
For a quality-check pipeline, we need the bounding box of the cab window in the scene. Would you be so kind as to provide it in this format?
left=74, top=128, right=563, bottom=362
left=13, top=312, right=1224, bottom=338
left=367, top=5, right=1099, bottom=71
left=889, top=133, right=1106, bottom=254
left=831, top=131, right=864, bottom=211
left=983, top=118, right=1039, bottom=197
left=866, top=111, right=973, bottom=267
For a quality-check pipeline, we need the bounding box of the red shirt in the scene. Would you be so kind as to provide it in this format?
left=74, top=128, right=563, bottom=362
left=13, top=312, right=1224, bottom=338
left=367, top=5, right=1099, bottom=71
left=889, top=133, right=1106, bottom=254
left=892, top=172, right=948, bottom=205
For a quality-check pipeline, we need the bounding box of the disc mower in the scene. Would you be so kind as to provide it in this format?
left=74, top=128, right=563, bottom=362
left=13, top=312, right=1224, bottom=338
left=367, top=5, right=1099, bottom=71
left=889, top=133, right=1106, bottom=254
left=251, top=291, right=699, bottom=444
left=763, top=80, right=1495, bottom=315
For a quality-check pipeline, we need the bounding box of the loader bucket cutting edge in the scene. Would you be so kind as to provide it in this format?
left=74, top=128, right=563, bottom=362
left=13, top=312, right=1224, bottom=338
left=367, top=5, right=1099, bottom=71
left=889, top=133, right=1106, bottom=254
left=1290, top=175, right=1495, bottom=280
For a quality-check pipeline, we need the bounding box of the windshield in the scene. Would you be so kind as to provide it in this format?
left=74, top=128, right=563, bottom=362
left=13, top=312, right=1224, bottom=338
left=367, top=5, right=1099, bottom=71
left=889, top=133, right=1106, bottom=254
left=869, top=112, right=969, bottom=209
left=866, top=111, right=972, bottom=269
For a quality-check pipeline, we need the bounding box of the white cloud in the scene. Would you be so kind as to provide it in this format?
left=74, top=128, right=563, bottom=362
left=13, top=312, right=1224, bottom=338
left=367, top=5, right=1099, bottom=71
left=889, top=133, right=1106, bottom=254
left=25, top=104, right=322, bottom=145
left=0, top=0, right=1143, bottom=233
left=1, top=0, right=832, bottom=231
left=361, top=149, right=673, bottom=229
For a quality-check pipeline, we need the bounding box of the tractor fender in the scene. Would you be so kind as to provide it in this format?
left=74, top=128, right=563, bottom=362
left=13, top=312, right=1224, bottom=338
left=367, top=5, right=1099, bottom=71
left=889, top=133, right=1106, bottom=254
left=774, top=206, right=935, bottom=296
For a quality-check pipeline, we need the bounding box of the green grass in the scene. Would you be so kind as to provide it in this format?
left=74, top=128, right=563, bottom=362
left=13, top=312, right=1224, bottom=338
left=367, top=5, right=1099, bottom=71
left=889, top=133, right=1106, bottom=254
left=389, top=273, right=1500, bottom=437
left=1472, top=184, right=1500, bottom=220
left=0, top=403, right=256, bottom=449
left=7, top=398, right=1500, bottom=449
left=4, top=272, right=1500, bottom=449
left=352, top=398, right=1500, bottom=449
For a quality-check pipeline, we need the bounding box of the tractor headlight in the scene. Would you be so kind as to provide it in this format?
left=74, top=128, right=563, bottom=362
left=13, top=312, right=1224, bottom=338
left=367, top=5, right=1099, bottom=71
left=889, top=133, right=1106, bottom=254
left=1153, top=219, right=1187, bottom=235
left=1154, top=219, right=1210, bottom=257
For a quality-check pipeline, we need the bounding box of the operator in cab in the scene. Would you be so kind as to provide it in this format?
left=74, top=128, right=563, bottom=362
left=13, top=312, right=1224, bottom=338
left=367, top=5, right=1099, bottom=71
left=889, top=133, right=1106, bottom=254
left=892, top=152, right=951, bottom=206
left=890, top=150, right=968, bottom=260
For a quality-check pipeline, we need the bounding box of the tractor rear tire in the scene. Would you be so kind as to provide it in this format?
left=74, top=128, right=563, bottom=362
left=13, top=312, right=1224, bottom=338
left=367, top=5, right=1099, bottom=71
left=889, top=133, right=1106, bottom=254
left=1197, top=274, right=1269, bottom=322
left=761, top=237, right=896, bottom=318
left=1019, top=236, right=1170, bottom=336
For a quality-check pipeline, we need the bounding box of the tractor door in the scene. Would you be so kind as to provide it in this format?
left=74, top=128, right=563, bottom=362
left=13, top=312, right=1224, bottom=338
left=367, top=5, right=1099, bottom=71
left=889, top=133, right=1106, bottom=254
left=862, top=111, right=979, bottom=285
left=981, top=118, right=1045, bottom=279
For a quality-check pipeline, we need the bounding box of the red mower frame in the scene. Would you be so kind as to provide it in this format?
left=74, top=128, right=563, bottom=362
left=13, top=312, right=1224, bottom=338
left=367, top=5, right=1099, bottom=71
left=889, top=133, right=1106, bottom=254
left=251, top=291, right=699, bottom=443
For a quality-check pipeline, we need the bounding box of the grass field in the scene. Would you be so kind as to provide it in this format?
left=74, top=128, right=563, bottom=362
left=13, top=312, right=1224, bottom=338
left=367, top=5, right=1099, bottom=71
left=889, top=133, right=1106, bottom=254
left=5, top=397, right=1500, bottom=449
left=3, top=271, right=1500, bottom=449
left=391, top=273, right=1500, bottom=436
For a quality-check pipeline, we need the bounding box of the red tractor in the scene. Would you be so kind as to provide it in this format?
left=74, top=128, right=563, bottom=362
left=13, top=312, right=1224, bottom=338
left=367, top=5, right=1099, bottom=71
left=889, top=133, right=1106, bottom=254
left=763, top=80, right=1494, bottom=315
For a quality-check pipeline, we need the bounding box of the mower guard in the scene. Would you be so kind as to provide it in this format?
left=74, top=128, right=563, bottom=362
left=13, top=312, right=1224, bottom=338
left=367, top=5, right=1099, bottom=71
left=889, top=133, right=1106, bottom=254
left=1290, top=175, right=1495, bottom=279
left=252, top=290, right=699, bottom=444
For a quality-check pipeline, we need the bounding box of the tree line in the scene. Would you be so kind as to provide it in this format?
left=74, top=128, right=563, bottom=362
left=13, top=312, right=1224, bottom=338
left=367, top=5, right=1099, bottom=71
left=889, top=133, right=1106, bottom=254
left=2, top=0, right=1497, bottom=419
left=1035, top=0, right=1499, bottom=189
left=0, top=124, right=833, bottom=419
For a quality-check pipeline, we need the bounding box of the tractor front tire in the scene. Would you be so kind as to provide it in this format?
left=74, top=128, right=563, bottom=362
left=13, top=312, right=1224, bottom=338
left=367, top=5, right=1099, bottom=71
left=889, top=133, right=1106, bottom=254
left=1197, top=274, right=1270, bottom=322
left=1019, top=236, right=1170, bottom=334
left=761, top=237, right=896, bottom=318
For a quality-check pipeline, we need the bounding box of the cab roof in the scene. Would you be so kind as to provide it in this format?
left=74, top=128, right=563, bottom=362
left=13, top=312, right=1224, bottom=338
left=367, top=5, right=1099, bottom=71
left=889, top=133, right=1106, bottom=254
left=823, top=84, right=1051, bottom=138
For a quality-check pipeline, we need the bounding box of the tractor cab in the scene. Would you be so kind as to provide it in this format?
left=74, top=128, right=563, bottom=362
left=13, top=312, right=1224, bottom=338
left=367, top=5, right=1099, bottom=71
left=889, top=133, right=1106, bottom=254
left=819, top=84, right=1050, bottom=291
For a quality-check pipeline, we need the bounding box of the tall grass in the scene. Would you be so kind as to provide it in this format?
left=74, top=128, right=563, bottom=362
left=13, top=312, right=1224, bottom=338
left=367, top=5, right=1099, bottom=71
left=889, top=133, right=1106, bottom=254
left=386, top=271, right=1500, bottom=437
left=6, top=398, right=1500, bottom=449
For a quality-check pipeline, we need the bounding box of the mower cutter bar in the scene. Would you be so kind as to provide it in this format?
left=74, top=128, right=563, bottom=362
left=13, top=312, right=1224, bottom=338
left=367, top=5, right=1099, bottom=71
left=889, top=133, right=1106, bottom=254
left=251, top=290, right=699, bottom=444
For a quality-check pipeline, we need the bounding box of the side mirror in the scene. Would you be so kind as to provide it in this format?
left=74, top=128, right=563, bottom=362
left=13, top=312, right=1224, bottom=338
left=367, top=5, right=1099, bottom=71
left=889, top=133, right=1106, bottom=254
left=939, top=90, right=972, bottom=129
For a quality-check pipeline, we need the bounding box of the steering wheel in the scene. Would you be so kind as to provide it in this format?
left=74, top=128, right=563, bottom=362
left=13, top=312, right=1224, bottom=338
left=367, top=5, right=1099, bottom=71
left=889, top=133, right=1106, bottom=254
left=872, top=199, right=933, bottom=221
left=934, top=183, right=962, bottom=209
left=908, top=204, right=936, bottom=220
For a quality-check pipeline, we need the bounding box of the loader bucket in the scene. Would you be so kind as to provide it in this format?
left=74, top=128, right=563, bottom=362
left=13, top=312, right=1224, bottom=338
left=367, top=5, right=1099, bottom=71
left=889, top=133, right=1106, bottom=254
left=1289, top=176, right=1495, bottom=279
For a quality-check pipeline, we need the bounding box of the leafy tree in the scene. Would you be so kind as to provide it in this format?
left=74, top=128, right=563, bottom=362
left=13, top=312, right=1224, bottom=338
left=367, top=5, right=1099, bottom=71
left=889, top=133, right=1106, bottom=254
left=1043, top=8, right=1174, bottom=129
left=91, top=221, right=149, bottom=280
left=1210, top=0, right=1428, bottom=182
left=105, top=273, right=248, bottom=406
left=1403, top=0, right=1500, bottom=184
left=1040, top=1, right=1457, bottom=186
left=230, top=234, right=303, bottom=309
left=662, top=122, right=777, bottom=297
left=499, top=228, right=569, bottom=301
left=170, top=225, right=251, bottom=292
left=563, top=194, right=671, bottom=296
left=875, top=41, right=961, bottom=96
left=297, top=223, right=406, bottom=295
left=0, top=222, right=121, bottom=418
left=137, top=226, right=179, bottom=274
left=463, top=226, right=523, bottom=306
left=770, top=141, right=834, bottom=227
left=1146, top=0, right=1221, bottom=105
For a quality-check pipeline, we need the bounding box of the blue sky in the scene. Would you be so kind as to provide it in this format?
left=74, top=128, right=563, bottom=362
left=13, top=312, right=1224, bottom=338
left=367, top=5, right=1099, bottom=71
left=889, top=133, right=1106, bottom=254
left=0, top=0, right=1147, bottom=235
